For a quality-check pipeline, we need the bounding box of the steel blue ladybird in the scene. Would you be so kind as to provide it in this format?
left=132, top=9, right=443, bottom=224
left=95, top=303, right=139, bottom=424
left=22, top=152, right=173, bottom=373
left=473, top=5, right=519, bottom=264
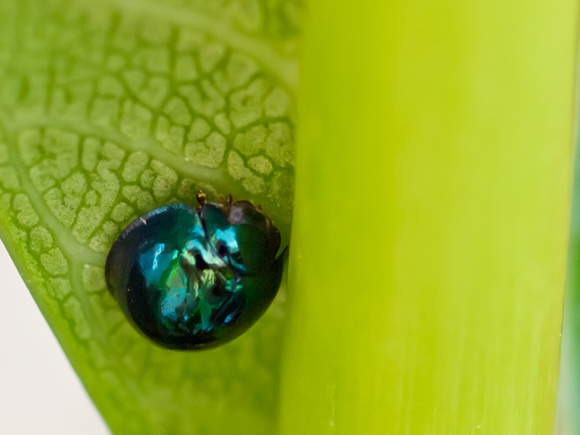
left=105, top=193, right=286, bottom=350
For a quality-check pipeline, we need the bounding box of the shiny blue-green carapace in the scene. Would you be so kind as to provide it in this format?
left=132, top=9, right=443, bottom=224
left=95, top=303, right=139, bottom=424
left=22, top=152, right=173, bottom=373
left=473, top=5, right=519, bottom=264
left=105, top=194, right=286, bottom=350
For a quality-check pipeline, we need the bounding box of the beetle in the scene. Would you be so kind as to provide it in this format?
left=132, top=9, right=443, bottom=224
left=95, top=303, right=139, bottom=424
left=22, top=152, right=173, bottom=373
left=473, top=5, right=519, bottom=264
left=105, top=193, right=286, bottom=350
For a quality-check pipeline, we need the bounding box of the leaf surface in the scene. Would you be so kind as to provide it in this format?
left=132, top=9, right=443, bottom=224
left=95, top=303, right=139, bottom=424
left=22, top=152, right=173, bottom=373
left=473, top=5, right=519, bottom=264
left=0, top=0, right=299, bottom=433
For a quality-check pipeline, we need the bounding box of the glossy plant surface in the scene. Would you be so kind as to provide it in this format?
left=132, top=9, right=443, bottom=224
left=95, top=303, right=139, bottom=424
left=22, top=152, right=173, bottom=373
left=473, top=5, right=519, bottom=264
left=280, top=1, right=578, bottom=434
left=106, top=198, right=285, bottom=350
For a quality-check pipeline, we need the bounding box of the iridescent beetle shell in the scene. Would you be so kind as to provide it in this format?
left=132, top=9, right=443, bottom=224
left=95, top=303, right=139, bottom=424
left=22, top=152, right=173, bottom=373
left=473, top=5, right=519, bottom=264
left=105, top=194, right=286, bottom=350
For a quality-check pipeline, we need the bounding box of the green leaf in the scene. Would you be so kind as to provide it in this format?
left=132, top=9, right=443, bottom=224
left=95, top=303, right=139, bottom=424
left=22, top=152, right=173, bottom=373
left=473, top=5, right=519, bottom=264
left=0, top=0, right=299, bottom=433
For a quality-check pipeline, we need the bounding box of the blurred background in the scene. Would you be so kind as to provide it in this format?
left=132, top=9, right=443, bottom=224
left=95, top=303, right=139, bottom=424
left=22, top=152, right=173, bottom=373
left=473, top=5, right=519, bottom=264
left=0, top=240, right=109, bottom=435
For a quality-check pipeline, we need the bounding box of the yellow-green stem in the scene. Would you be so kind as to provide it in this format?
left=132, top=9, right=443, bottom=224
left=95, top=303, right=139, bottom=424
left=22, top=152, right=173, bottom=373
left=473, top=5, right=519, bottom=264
left=281, top=1, right=578, bottom=433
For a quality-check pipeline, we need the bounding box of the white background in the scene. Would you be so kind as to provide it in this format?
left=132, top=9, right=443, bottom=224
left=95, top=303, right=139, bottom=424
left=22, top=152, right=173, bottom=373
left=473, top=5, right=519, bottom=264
left=0, top=240, right=110, bottom=435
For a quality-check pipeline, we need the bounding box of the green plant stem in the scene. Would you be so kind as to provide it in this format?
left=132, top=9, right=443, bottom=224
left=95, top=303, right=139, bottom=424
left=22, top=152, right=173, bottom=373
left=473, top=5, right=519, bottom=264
left=280, top=1, right=578, bottom=433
